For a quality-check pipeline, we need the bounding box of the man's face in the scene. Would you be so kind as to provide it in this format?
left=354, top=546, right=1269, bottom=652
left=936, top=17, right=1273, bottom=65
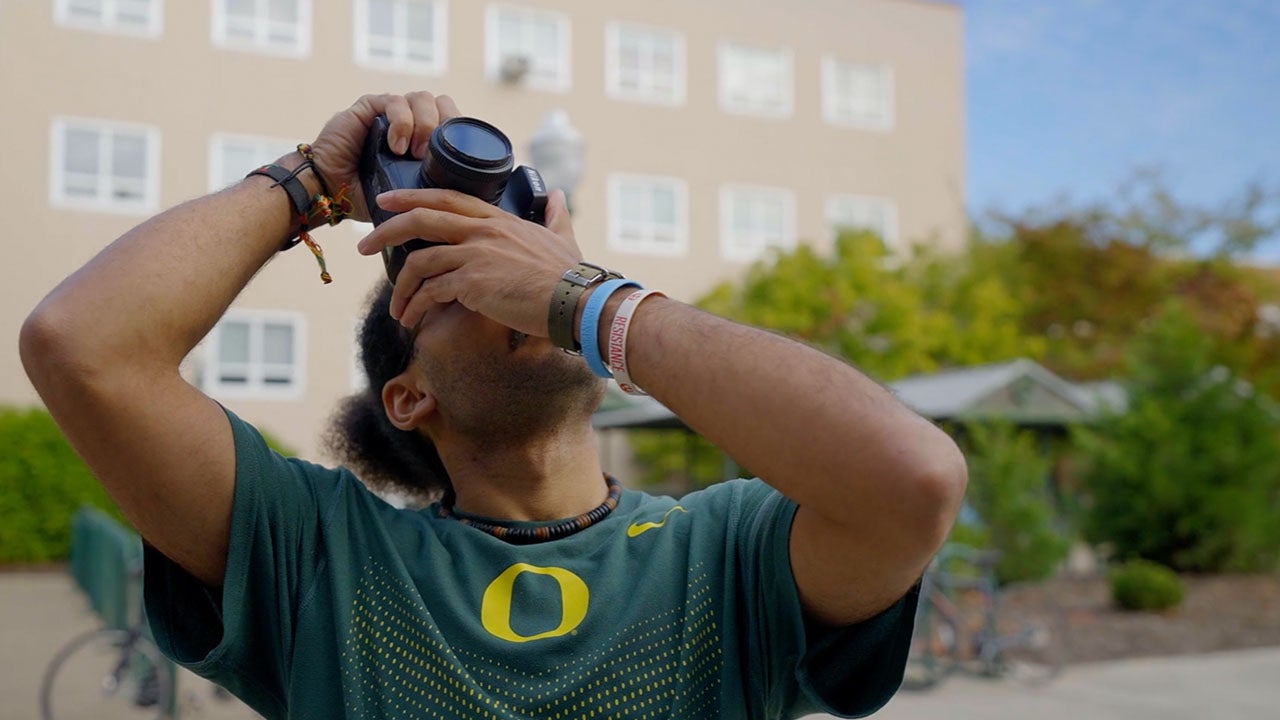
left=408, top=300, right=605, bottom=446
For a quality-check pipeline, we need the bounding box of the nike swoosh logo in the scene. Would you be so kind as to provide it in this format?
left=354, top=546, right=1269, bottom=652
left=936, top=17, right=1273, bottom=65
left=627, top=506, right=687, bottom=537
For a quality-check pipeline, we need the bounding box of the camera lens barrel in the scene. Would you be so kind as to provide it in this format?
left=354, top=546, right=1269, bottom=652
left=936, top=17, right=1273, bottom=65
left=420, top=118, right=515, bottom=203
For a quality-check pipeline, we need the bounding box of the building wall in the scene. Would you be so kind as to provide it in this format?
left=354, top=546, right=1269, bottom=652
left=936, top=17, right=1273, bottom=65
left=1, top=0, right=963, bottom=462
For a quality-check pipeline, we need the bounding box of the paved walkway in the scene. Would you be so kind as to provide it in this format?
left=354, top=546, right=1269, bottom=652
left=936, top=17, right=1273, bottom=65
left=5, top=570, right=1277, bottom=719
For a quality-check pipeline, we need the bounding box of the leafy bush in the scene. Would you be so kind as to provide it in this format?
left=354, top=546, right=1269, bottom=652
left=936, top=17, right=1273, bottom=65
left=0, top=405, right=296, bottom=564
left=1075, top=303, right=1280, bottom=573
left=955, top=421, right=1070, bottom=585
left=0, top=407, right=123, bottom=564
left=1109, top=559, right=1185, bottom=611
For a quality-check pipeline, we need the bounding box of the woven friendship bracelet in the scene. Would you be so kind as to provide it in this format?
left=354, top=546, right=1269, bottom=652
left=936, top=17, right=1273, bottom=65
left=580, top=278, right=641, bottom=378
left=608, top=289, right=665, bottom=395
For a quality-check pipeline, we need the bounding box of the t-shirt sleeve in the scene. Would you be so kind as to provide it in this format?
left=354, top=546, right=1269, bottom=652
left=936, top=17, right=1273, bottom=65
left=143, top=406, right=341, bottom=718
left=733, top=480, right=919, bottom=719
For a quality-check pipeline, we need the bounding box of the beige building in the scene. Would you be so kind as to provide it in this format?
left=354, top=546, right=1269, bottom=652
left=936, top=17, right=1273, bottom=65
left=1, top=0, right=964, bottom=461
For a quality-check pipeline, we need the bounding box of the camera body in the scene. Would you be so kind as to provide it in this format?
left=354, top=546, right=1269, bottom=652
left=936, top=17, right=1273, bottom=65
left=358, top=115, right=549, bottom=284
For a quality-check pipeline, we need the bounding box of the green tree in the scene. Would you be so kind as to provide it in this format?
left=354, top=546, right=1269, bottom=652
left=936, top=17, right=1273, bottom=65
left=1074, top=303, right=1280, bottom=572
left=629, top=230, right=1043, bottom=491
left=953, top=421, right=1070, bottom=585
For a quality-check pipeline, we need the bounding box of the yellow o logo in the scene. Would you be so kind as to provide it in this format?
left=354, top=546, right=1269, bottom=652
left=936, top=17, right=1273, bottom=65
left=480, top=563, right=589, bottom=643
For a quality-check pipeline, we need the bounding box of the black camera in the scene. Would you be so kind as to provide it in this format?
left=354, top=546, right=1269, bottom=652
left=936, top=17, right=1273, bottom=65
left=358, top=115, right=549, bottom=283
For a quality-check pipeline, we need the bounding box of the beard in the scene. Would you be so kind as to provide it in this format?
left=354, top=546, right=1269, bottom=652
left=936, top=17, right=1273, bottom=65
left=418, top=334, right=606, bottom=449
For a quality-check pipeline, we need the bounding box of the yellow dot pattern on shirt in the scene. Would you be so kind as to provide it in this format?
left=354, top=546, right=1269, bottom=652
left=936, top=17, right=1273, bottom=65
left=339, top=559, right=723, bottom=719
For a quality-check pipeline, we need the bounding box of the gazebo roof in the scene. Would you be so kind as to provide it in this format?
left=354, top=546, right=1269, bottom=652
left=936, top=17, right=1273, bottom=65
left=592, top=358, right=1126, bottom=431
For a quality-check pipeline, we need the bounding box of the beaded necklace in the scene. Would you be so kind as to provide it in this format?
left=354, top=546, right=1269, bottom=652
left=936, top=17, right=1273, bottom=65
left=436, top=474, right=621, bottom=545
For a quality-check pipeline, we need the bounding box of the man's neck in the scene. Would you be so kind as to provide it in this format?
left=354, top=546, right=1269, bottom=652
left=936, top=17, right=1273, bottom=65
left=437, top=423, right=608, bottom=522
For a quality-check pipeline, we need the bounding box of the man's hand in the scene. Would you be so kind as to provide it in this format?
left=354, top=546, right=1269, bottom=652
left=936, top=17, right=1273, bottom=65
left=355, top=187, right=582, bottom=337
left=308, top=91, right=463, bottom=221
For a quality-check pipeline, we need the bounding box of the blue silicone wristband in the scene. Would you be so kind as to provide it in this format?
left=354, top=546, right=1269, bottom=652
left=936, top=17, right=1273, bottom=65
left=581, top=278, right=641, bottom=378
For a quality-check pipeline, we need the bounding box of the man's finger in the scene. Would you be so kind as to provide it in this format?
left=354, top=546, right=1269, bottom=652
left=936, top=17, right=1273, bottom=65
left=356, top=206, right=482, bottom=255
left=545, top=189, right=575, bottom=239
left=389, top=245, right=468, bottom=322
left=375, top=189, right=501, bottom=220
left=405, top=91, right=440, bottom=159
left=435, top=94, right=462, bottom=123
left=381, top=94, right=414, bottom=156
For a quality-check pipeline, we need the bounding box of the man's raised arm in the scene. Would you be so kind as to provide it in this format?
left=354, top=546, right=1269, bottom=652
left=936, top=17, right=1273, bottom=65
left=19, top=93, right=457, bottom=586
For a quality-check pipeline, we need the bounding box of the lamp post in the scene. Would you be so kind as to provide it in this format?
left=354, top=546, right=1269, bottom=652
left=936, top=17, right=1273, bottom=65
left=527, top=109, right=585, bottom=212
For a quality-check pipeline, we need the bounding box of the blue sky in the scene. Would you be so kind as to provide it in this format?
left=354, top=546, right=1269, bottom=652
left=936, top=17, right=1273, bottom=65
left=959, top=0, right=1280, bottom=224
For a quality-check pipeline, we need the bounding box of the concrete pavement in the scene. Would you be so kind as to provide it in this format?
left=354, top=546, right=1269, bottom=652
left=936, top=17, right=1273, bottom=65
left=4, top=570, right=1277, bottom=719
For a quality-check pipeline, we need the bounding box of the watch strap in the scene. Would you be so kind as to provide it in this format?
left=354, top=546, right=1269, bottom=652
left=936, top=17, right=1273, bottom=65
left=548, top=262, right=622, bottom=352
left=247, top=163, right=311, bottom=251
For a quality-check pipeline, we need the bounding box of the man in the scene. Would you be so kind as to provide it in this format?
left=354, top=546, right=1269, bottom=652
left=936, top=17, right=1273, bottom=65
left=21, top=92, right=967, bottom=719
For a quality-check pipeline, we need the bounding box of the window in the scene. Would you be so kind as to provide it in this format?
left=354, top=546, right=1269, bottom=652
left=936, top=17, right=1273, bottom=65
left=822, top=57, right=894, bottom=130
left=204, top=311, right=306, bottom=398
left=213, top=0, right=311, bottom=57
left=484, top=4, right=571, bottom=92
left=605, top=23, right=685, bottom=105
left=50, top=117, right=160, bottom=213
left=355, top=0, right=447, bottom=74
left=607, top=174, right=688, bottom=257
left=208, top=134, right=298, bottom=191
left=718, top=42, right=793, bottom=118
left=719, top=185, right=796, bottom=263
left=826, top=194, right=900, bottom=251
left=54, top=0, right=163, bottom=36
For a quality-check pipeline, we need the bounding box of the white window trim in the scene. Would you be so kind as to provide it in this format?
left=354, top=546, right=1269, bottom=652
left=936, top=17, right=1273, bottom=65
left=604, top=21, right=686, bottom=106
left=53, top=0, right=164, bottom=38
left=717, top=41, right=794, bottom=119
left=821, top=56, right=895, bottom=131
left=719, top=184, right=797, bottom=263
left=606, top=173, right=689, bottom=258
left=353, top=0, right=449, bottom=75
left=49, top=116, right=161, bottom=215
left=204, top=309, right=308, bottom=400
left=207, top=132, right=299, bottom=192
left=825, top=193, right=901, bottom=251
left=483, top=3, right=572, bottom=93
left=211, top=0, right=313, bottom=58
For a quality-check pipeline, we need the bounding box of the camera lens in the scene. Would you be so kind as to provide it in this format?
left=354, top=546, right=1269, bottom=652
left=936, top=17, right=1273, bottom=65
left=421, top=118, right=515, bottom=203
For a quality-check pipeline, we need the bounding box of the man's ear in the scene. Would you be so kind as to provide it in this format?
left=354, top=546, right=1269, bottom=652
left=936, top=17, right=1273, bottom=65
left=381, top=372, right=437, bottom=431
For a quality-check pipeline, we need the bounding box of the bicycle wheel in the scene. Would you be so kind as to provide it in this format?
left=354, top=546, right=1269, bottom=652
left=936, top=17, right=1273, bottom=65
left=992, top=610, right=1065, bottom=685
left=902, top=608, right=959, bottom=690
left=40, top=628, right=175, bottom=720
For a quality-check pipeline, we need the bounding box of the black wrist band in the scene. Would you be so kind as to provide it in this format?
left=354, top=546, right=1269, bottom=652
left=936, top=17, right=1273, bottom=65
left=247, top=163, right=313, bottom=251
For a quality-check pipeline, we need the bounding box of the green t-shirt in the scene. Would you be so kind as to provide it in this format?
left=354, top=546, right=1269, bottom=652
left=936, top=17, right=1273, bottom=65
left=144, top=409, right=916, bottom=719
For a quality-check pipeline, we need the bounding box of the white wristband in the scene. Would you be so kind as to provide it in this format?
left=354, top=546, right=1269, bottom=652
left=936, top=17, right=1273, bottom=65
left=607, top=289, right=664, bottom=396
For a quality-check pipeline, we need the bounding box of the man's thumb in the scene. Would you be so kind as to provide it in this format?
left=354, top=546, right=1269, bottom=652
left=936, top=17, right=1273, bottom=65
left=545, top=189, right=575, bottom=238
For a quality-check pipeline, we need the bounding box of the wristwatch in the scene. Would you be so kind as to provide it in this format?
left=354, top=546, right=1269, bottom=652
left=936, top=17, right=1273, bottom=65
left=548, top=262, right=623, bottom=353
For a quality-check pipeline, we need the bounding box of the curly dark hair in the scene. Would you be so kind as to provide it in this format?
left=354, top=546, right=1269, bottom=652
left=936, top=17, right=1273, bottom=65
left=326, top=282, right=451, bottom=503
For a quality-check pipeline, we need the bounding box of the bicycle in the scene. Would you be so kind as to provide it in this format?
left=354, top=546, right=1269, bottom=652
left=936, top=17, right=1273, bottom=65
left=40, top=563, right=177, bottom=720
left=903, top=543, right=1065, bottom=690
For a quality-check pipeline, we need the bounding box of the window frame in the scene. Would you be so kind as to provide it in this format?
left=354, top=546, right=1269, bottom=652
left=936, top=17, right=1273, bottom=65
left=483, top=3, right=572, bottom=93
left=718, top=184, right=797, bottom=263
left=211, top=0, right=313, bottom=58
left=604, top=21, right=686, bottom=106
left=203, top=309, right=308, bottom=400
left=825, top=193, right=901, bottom=252
left=53, top=0, right=164, bottom=38
left=606, top=173, right=689, bottom=258
left=207, top=133, right=299, bottom=192
left=717, top=41, right=794, bottom=119
left=353, top=0, right=449, bottom=75
left=49, top=116, right=161, bottom=215
left=821, top=56, right=895, bottom=131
